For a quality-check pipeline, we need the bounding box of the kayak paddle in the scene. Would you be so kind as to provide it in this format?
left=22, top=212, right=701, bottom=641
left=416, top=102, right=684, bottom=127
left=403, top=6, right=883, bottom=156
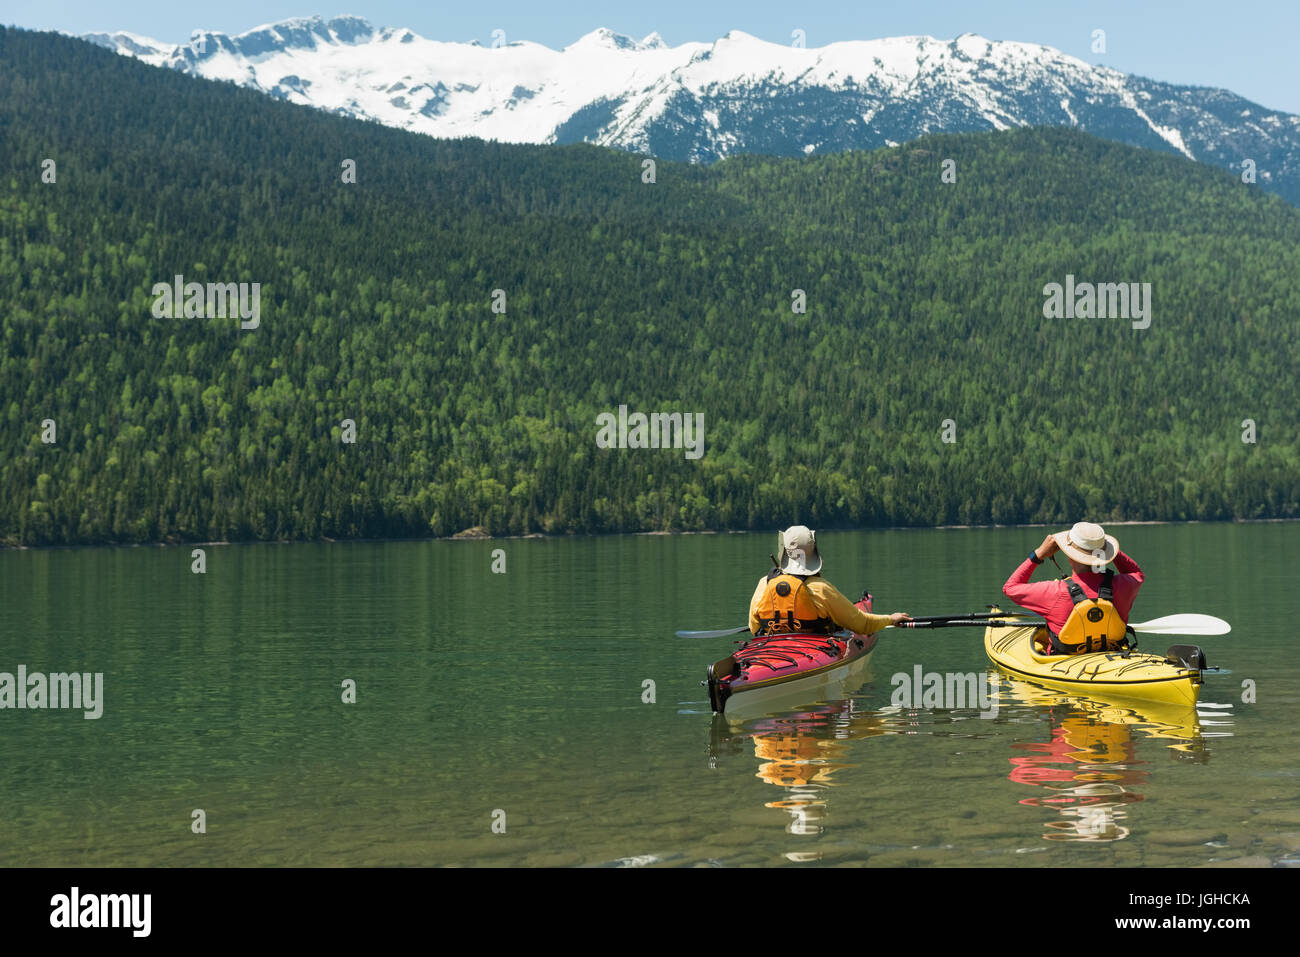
left=679, top=614, right=1231, bottom=639
left=895, top=619, right=1040, bottom=629
left=1122, top=614, right=1230, bottom=636
left=902, top=613, right=1004, bottom=624
left=896, top=613, right=1231, bottom=636
left=675, top=625, right=749, bottom=639
left=680, top=615, right=1009, bottom=637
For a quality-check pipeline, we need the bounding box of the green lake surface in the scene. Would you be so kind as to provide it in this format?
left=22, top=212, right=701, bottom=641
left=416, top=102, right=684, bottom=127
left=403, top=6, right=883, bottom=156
left=1, top=523, right=1297, bottom=867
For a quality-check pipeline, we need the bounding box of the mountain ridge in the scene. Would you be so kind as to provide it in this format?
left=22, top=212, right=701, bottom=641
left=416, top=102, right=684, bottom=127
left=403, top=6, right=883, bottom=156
left=3, top=25, right=1299, bottom=543
left=80, top=15, right=1300, bottom=203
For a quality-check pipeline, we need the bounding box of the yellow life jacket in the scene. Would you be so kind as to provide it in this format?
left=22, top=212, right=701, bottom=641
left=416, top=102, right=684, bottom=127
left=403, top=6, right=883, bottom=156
left=755, top=571, right=836, bottom=635
left=1055, top=571, right=1129, bottom=654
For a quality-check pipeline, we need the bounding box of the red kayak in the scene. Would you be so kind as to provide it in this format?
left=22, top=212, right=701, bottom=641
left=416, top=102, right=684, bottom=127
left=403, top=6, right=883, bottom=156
left=706, top=595, right=879, bottom=715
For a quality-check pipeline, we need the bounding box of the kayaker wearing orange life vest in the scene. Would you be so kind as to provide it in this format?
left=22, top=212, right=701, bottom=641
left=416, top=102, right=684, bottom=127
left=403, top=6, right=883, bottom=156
left=1003, top=521, right=1145, bottom=655
left=749, top=526, right=910, bottom=636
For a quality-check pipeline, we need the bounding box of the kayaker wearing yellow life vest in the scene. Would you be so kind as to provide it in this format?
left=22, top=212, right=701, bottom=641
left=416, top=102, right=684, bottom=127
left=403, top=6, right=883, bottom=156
left=749, top=526, right=910, bottom=636
left=1003, top=521, right=1145, bottom=655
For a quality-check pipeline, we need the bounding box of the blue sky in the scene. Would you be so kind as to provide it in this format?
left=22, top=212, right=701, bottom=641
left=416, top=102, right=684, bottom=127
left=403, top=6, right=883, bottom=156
left=9, top=1, right=1300, bottom=113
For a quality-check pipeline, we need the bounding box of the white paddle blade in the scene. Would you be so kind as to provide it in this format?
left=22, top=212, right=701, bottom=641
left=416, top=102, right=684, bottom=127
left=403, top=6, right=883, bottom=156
left=1130, top=614, right=1231, bottom=636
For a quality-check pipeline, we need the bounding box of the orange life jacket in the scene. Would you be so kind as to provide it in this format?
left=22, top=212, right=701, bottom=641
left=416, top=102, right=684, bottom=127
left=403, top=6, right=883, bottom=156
left=1053, top=571, right=1130, bottom=654
left=755, top=570, right=836, bottom=635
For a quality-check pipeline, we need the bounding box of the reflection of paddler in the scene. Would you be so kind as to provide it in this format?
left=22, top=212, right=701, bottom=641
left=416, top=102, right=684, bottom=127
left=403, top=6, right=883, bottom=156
left=753, top=731, right=824, bottom=764
left=753, top=731, right=839, bottom=787
left=757, top=760, right=846, bottom=788
left=1001, top=677, right=1217, bottom=842
left=748, top=712, right=889, bottom=790
left=999, top=676, right=1203, bottom=747
left=1058, top=715, right=1133, bottom=764
left=766, top=790, right=827, bottom=835
left=1010, top=715, right=1145, bottom=786
left=1043, top=795, right=1132, bottom=842
left=1018, top=781, right=1143, bottom=808
left=750, top=708, right=889, bottom=787
left=1008, top=706, right=1147, bottom=843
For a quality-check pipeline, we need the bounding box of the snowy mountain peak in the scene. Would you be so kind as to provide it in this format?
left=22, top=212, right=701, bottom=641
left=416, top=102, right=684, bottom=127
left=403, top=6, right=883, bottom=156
left=79, top=19, right=1300, bottom=204
left=716, top=29, right=767, bottom=45
left=149, top=15, right=382, bottom=74
left=952, top=33, right=991, bottom=57
left=193, top=15, right=374, bottom=55
left=566, top=27, right=651, bottom=52
left=83, top=30, right=170, bottom=59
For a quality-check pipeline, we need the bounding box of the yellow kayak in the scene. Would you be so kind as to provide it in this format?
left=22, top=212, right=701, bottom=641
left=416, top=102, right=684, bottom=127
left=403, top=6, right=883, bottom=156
left=984, top=611, right=1201, bottom=707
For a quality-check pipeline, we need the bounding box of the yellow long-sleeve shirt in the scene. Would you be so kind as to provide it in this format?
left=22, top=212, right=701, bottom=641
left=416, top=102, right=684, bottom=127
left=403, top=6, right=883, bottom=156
left=748, top=575, right=894, bottom=635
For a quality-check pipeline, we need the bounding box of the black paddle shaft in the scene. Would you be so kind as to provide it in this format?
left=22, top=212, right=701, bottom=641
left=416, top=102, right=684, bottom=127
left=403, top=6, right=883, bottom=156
left=897, top=619, right=1045, bottom=629
left=905, top=613, right=1006, bottom=624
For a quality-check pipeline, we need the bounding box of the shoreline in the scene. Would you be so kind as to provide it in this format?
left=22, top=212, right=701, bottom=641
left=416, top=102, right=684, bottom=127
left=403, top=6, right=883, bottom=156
left=1, top=516, right=1296, bottom=551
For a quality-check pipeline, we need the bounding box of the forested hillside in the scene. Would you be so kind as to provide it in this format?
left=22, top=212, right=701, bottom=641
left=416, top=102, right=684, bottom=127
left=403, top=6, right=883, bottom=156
left=2, top=27, right=1298, bottom=545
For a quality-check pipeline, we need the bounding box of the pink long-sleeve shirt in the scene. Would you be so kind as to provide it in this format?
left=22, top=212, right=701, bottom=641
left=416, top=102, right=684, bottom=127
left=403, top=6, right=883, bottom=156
left=1002, top=550, right=1144, bottom=635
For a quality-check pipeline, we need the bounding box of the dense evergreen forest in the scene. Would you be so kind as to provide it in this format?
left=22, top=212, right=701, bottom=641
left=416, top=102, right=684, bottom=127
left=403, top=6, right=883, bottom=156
left=2, top=27, right=1298, bottom=545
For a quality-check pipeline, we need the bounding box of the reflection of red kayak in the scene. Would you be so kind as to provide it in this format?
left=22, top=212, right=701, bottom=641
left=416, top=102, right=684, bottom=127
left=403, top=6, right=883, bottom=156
left=1008, top=722, right=1144, bottom=786
left=706, top=630, right=877, bottom=714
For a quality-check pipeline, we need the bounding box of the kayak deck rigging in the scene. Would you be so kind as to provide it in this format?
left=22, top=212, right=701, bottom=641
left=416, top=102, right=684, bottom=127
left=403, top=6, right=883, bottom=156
left=731, top=634, right=842, bottom=671
left=706, top=630, right=876, bottom=715
left=983, top=611, right=1203, bottom=707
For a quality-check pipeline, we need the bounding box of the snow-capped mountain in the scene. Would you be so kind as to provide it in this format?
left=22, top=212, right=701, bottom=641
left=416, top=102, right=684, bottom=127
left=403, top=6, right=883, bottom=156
left=83, top=15, right=1300, bottom=203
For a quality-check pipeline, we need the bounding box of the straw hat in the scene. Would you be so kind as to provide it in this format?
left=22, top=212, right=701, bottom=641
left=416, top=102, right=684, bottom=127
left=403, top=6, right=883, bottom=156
left=779, top=525, right=822, bottom=575
left=1054, top=521, right=1118, bottom=568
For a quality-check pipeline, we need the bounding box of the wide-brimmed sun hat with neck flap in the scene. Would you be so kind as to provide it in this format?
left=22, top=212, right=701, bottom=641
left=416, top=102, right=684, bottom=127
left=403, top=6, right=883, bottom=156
left=779, top=525, right=822, bottom=576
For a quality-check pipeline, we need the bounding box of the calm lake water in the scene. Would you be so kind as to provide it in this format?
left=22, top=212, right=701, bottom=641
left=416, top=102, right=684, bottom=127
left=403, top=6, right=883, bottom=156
left=1, top=523, right=1297, bottom=867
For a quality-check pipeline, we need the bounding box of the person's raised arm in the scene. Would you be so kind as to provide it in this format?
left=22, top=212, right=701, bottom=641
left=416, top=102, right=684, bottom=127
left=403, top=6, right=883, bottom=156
left=1004, top=534, right=1056, bottom=601
left=1112, top=549, right=1144, bottom=584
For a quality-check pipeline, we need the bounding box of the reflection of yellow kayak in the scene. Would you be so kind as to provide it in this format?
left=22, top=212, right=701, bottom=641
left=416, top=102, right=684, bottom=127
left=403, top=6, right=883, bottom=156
left=996, top=675, right=1202, bottom=745
left=984, top=613, right=1201, bottom=708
